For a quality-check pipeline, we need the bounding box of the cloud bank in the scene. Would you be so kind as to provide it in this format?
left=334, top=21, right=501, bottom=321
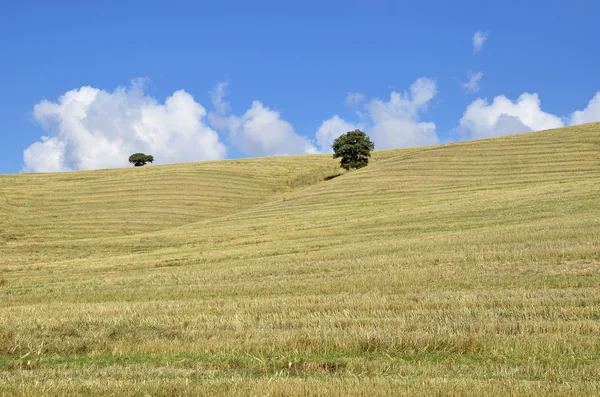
left=23, top=83, right=226, bottom=172
left=22, top=77, right=600, bottom=173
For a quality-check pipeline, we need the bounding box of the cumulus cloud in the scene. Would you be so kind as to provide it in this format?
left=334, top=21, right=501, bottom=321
left=227, top=101, right=317, bottom=156
left=462, top=70, right=483, bottom=93
left=345, top=92, right=365, bottom=107
left=366, top=78, right=439, bottom=149
left=570, top=92, right=600, bottom=125
left=208, top=82, right=317, bottom=157
left=473, top=31, right=488, bottom=52
left=315, top=115, right=362, bottom=153
left=210, top=106, right=316, bottom=157
left=23, top=137, right=67, bottom=173
left=316, top=78, right=439, bottom=151
left=458, top=93, right=564, bottom=139
left=23, top=83, right=226, bottom=172
left=28, top=77, right=598, bottom=174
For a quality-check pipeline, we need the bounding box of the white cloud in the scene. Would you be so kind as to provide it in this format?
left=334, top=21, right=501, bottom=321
left=462, top=71, right=483, bottom=93
left=316, top=78, right=439, bottom=151
left=27, top=77, right=598, bottom=174
left=23, top=136, right=67, bottom=173
left=473, top=31, right=488, bottom=52
left=570, top=92, right=600, bottom=125
left=364, top=78, right=439, bottom=149
left=207, top=82, right=317, bottom=157
left=458, top=93, right=564, bottom=139
left=315, top=115, right=362, bottom=153
left=409, top=77, right=438, bottom=106
left=345, top=92, right=365, bottom=107
left=23, top=82, right=226, bottom=172
left=216, top=101, right=317, bottom=157
left=211, top=80, right=230, bottom=115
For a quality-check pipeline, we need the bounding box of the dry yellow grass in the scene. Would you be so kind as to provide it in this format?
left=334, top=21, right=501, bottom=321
left=1, top=123, right=599, bottom=396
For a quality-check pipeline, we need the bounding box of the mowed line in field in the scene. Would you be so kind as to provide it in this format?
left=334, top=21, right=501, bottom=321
left=1, top=124, right=598, bottom=269
left=1, top=123, right=598, bottom=288
left=0, top=156, right=346, bottom=242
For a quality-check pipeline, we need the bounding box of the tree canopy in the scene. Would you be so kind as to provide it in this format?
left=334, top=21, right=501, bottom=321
left=332, top=130, right=375, bottom=170
left=128, top=153, right=154, bottom=167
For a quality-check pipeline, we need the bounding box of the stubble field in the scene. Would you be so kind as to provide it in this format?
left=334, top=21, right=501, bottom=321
left=1, top=123, right=599, bottom=396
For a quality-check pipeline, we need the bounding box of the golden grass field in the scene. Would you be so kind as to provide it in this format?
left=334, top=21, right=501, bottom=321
left=1, top=122, right=599, bottom=396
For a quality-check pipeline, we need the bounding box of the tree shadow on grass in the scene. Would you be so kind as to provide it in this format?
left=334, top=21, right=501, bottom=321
left=323, top=173, right=342, bottom=181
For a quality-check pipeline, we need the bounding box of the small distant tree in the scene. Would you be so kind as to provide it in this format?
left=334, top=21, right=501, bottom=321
left=128, top=153, right=154, bottom=167
left=332, top=130, right=374, bottom=170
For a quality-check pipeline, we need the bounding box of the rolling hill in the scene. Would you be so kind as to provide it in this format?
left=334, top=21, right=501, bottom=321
left=1, top=122, right=599, bottom=396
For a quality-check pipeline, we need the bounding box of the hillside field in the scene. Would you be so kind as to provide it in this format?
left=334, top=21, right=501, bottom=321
left=1, top=123, right=599, bottom=396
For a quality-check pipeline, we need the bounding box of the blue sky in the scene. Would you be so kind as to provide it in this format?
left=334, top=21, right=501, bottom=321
left=1, top=0, right=599, bottom=173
